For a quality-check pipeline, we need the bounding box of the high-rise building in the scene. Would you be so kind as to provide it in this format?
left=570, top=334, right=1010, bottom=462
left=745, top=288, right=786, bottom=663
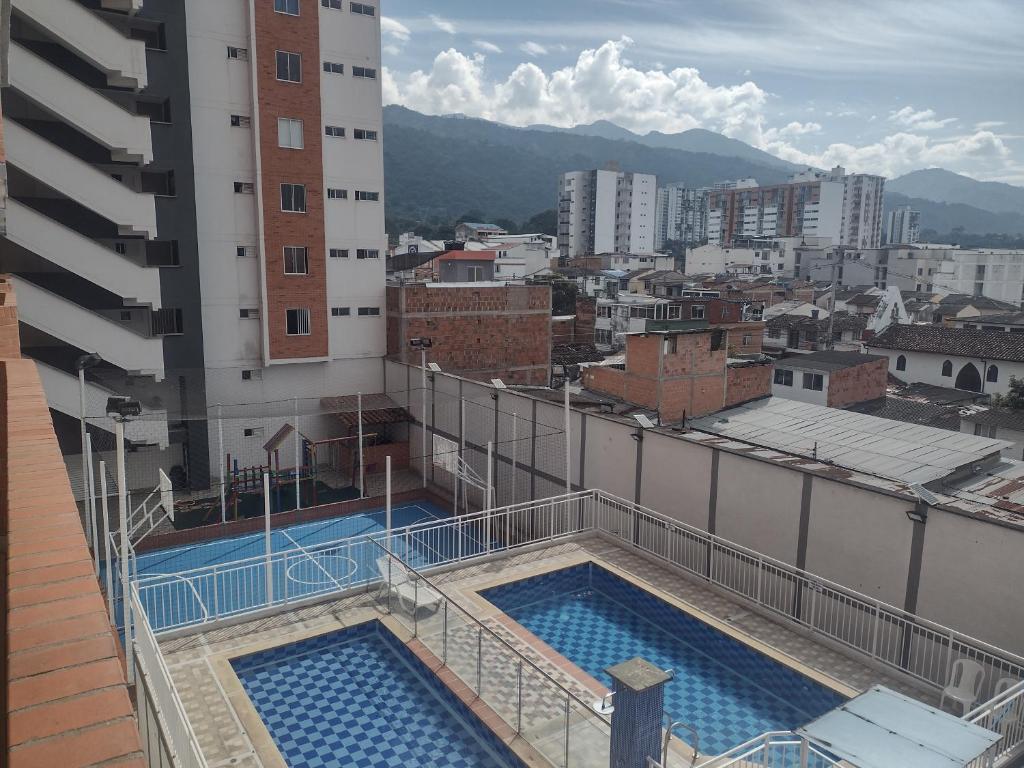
left=885, top=206, right=921, bottom=245
left=0, top=0, right=385, bottom=488
left=654, top=183, right=709, bottom=250
left=707, top=166, right=885, bottom=249
left=558, top=169, right=656, bottom=259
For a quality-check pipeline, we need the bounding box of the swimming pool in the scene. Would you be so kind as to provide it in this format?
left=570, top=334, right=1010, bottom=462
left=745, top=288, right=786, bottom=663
left=480, top=563, right=845, bottom=755
left=125, top=500, right=490, bottom=631
left=232, top=622, right=524, bottom=768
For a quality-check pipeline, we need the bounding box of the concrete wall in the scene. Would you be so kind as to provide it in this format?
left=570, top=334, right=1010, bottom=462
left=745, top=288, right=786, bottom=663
left=385, top=358, right=1024, bottom=655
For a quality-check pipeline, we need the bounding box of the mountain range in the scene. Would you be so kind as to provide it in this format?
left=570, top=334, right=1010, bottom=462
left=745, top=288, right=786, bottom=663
left=382, top=108, right=1024, bottom=237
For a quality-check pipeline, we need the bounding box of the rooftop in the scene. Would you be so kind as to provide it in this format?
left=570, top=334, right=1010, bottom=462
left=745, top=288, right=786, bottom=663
left=776, top=350, right=886, bottom=373
left=688, top=397, right=1009, bottom=485
left=961, top=406, right=1024, bottom=433
left=868, top=325, right=1024, bottom=363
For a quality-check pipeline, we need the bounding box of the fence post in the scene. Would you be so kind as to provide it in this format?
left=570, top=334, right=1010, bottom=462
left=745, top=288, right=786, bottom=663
left=511, top=412, right=518, bottom=507
left=218, top=404, right=226, bottom=523
left=421, top=349, right=428, bottom=488
left=294, top=397, right=302, bottom=510
left=357, top=393, right=365, bottom=499
left=86, top=433, right=99, bottom=576
left=564, top=385, right=571, bottom=496
left=872, top=600, right=882, bottom=659
left=486, top=442, right=493, bottom=553
left=100, top=461, right=113, bottom=625
left=386, top=456, right=392, bottom=552
left=263, top=473, right=273, bottom=606
left=115, top=418, right=134, bottom=684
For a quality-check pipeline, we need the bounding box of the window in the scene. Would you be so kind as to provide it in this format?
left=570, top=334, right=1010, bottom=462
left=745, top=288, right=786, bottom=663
left=321, top=0, right=342, bottom=7
left=691, top=305, right=705, bottom=320
left=988, top=365, right=999, bottom=384
left=151, top=308, right=184, bottom=335
left=355, top=190, right=379, bottom=201
left=351, top=2, right=375, bottom=15
left=286, top=308, right=311, bottom=335
left=227, top=46, right=249, bottom=60
left=146, top=240, right=180, bottom=267
left=276, top=50, right=302, bottom=82
left=239, top=308, right=260, bottom=319
left=774, top=369, right=793, bottom=387
left=323, top=61, right=344, bottom=74
left=278, top=118, right=304, bottom=149
left=327, top=188, right=348, bottom=199
left=325, top=125, right=346, bottom=138
left=283, top=246, right=309, bottom=275
left=467, top=266, right=485, bottom=282
left=802, top=373, right=824, bottom=391
left=244, top=427, right=266, bottom=438
left=710, top=330, right=725, bottom=352
left=941, top=360, right=953, bottom=377
left=330, top=248, right=349, bottom=258
left=331, top=307, right=351, bottom=317
left=352, top=66, right=377, bottom=79
left=241, top=370, right=263, bottom=381
left=274, top=0, right=299, bottom=14
left=114, top=242, right=127, bottom=255
left=353, top=128, right=378, bottom=141
left=896, top=355, right=907, bottom=372
left=281, top=183, right=307, bottom=212
left=230, top=114, right=252, bottom=128
left=356, top=249, right=380, bottom=260
left=234, top=181, right=255, bottom=194
left=358, top=307, right=381, bottom=316
left=237, top=245, right=257, bottom=258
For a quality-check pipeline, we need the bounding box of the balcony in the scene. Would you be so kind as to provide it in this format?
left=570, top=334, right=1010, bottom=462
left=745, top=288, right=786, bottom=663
left=35, top=360, right=169, bottom=448
left=12, top=0, right=147, bottom=88
left=6, top=120, right=158, bottom=237
left=8, top=42, right=153, bottom=163
left=5, top=200, right=162, bottom=307
left=12, top=277, right=165, bottom=379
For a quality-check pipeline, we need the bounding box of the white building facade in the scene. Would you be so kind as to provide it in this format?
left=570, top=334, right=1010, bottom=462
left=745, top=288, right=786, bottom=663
left=885, top=206, right=921, bottom=245
left=654, top=183, right=709, bottom=250
left=934, top=250, right=1024, bottom=307
left=558, top=169, right=656, bottom=259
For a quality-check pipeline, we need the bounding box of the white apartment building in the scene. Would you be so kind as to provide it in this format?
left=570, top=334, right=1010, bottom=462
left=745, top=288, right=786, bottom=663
left=0, top=0, right=387, bottom=490
left=467, top=238, right=553, bottom=279
left=688, top=237, right=811, bottom=278
left=885, top=206, right=921, bottom=245
left=934, top=250, right=1024, bottom=307
left=654, top=183, right=709, bottom=250
left=558, top=169, right=656, bottom=259
left=708, top=166, right=884, bottom=250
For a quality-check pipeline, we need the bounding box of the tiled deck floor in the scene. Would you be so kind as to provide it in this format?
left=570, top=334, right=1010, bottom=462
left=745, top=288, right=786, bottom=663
left=158, top=534, right=936, bottom=767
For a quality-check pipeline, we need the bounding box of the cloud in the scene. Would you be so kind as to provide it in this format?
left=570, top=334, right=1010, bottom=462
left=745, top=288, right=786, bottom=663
left=975, top=120, right=1007, bottom=130
left=519, top=41, right=548, bottom=57
left=473, top=40, right=502, bottom=54
left=381, top=17, right=411, bottom=43
left=429, top=14, right=456, bottom=34
left=764, top=121, right=822, bottom=140
left=889, top=106, right=957, bottom=131
left=385, top=37, right=768, bottom=143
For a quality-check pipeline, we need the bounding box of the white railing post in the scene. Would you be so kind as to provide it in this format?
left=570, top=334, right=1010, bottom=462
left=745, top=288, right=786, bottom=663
left=263, top=473, right=273, bottom=607
left=294, top=397, right=302, bottom=510
left=421, top=348, right=428, bottom=489
left=86, top=433, right=100, bottom=576
left=511, top=412, right=517, bottom=507
left=564, top=385, right=572, bottom=496
left=115, top=418, right=133, bottom=683
left=218, top=403, right=226, bottom=524
left=486, top=441, right=493, bottom=553
left=357, top=393, right=365, bottom=499
left=100, top=461, right=113, bottom=625
left=386, top=455, right=392, bottom=552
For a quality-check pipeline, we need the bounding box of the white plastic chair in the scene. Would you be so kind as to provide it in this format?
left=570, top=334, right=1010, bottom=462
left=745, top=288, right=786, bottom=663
left=993, top=677, right=1022, bottom=736
left=376, top=557, right=443, bottom=615
left=940, top=659, right=985, bottom=716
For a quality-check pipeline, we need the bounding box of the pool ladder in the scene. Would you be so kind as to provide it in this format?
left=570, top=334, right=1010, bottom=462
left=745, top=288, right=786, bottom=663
left=592, top=686, right=701, bottom=768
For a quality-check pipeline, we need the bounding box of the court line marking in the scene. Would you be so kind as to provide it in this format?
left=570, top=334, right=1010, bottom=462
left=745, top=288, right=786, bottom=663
left=280, top=530, right=345, bottom=592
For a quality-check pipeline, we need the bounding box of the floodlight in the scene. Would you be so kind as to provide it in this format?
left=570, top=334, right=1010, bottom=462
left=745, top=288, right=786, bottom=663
left=491, top=379, right=507, bottom=389
left=427, top=362, right=442, bottom=372
left=634, top=414, right=656, bottom=429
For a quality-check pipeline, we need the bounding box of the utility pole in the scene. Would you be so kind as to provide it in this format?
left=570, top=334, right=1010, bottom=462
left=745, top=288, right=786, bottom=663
left=825, top=247, right=839, bottom=350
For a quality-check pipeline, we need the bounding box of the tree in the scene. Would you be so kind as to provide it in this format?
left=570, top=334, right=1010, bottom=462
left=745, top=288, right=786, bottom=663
left=521, top=209, right=558, bottom=236
left=991, top=377, right=1024, bottom=410
left=494, top=217, right=518, bottom=234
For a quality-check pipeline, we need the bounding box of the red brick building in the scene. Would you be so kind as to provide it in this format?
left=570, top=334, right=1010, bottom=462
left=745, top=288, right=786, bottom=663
left=771, top=351, right=889, bottom=408
left=582, top=329, right=773, bottom=422
left=387, top=283, right=553, bottom=385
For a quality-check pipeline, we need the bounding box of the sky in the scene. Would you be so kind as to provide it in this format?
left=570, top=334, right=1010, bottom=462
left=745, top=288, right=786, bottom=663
left=380, top=0, right=1024, bottom=184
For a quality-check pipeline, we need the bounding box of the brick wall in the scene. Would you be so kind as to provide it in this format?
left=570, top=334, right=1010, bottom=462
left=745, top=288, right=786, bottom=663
left=726, top=363, right=774, bottom=408
left=254, top=1, right=328, bottom=361
left=583, top=366, right=627, bottom=400
left=574, top=297, right=596, bottom=343
left=551, top=317, right=575, bottom=346
left=720, top=322, right=765, bottom=355
left=827, top=357, right=889, bottom=408
left=387, top=284, right=552, bottom=385
left=1, top=277, right=145, bottom=767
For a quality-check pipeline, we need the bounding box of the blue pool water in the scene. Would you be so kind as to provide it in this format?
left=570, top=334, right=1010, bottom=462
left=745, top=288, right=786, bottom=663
left=232, top=622, right=523, bottom=768
left=123, top=500, right=491, bottom=631
left=480, top=563, right=845, bottom=755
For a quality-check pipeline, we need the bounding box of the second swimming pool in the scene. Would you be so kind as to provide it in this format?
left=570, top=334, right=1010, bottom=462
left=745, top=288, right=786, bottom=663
left=480, top=562, right=845, bottom=755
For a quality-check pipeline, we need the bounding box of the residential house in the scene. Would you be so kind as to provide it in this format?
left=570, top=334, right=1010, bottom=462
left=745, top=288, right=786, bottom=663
left=771, top=351, right=888, bottom=408
left=455, top=222, right=508, bottom=241
left=431, top=251, right=496, bottom=282
left=954, top=313, right=1024, bottom=333
left=960, top=407, right=1024, bottom=460
left=765, top=312, right=867, bottom=353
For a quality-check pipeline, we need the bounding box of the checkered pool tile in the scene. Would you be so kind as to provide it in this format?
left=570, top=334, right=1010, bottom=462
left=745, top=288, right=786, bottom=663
left=232, top=622, right=521, bottom=767
left=481, top=563, right=846, bottom=755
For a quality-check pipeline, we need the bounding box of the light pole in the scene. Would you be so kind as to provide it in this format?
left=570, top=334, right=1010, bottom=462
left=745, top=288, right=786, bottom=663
left=410, top=338, right=433, bottom=488
left=106, top=396, right=141, bottom=684
left=76, top=353, right=102, bottom=546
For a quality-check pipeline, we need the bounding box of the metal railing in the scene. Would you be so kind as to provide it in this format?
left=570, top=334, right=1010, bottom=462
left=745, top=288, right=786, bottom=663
left=690, top=732, right=843, bottom=767
left=373, top=539, right=610, bottom=768
left=131, top=584, right=207, bottom=768
left=967, top=681, right=1024, bottom=767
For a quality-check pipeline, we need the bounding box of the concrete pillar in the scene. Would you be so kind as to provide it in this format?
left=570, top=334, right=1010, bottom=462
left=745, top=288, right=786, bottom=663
left=607, top=658, right=672, bottom=768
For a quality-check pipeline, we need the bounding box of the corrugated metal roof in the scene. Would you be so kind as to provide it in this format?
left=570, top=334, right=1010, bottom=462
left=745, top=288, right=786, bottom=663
left=689, top=398, right=1011, bottom=484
